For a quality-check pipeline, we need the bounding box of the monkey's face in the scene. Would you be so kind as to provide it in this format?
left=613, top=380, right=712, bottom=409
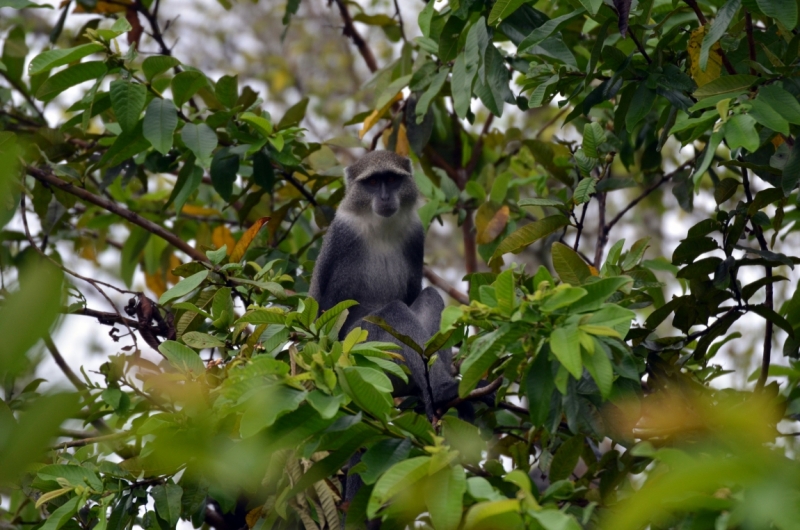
left=359, top=172, right=414, bottom=218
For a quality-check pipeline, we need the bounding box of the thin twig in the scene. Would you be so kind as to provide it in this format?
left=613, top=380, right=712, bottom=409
left=283, top=171, right=319, bottom=207
left=465, top=114, right=494, bottom=175
left=332, top=0, right=379, bottom=73
left=27, top=167, right=210, bottom=263
left=423, top=266, right=469, bottom=305
left=53, top=431, right=131, bottom=449
left=742, top=166, right=774, bottom=392
left=392, top=0, right=406, bottom=42
left=440, top=377, right=502, bottom=413
left=21, top=196, right=140, bottom=350
left=0, top=70, right=46, bottom=122
left=629, top=31, right=651, bottom=64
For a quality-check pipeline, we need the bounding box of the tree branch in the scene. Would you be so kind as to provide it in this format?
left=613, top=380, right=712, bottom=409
left=423, top=266, right=469, bottom=305
left=741, top=166, right=774, bottom=392
left=27, top=167, right=210, bottom=264
left=332, top=0, right=378, bottom=73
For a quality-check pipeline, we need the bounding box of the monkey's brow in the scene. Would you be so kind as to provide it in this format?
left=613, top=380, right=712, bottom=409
left=362, top=171, right=405, bottom=180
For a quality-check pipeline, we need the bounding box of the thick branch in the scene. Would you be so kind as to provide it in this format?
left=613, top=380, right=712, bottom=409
left=27, top=167, right=210, bottom=263
left=423, top=266, right=469, bottom=305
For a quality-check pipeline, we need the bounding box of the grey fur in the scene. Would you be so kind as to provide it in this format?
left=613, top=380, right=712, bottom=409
left=309, top=151, right=458, bottom=413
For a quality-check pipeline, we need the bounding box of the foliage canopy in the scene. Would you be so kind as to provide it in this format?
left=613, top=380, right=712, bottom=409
left=2, top=0, right=800, bottom=528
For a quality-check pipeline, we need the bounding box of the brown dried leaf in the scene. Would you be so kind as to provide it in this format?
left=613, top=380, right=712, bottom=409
left=230, top=217, right=270, bottom=263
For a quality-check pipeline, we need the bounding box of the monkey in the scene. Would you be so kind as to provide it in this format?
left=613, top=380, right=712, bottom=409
left=309, top=150, right=459, bottom=415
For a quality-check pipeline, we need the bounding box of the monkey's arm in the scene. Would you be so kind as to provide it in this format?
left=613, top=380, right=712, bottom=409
left=308, top=227, right=338, bottom=308
left=404, top=223, right=424, bottom=305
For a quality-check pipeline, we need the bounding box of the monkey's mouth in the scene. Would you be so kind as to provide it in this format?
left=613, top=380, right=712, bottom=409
left=374, top=203, right=398, bottom=217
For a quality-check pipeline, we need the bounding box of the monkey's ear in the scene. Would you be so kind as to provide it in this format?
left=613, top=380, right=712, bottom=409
left=400, top=157, right=412, bottom=174
left=344, top=166, right=354, bottom=185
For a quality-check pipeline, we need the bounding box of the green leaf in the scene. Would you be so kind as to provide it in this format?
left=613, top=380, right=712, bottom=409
left=151, top=484, right=182, bottom=528
left=306, top=390, right=346, bottom=420
left=98, top=121, right=152, bottom=169
left=582, top=122, right=605, bottom=158
left=748, top=96, right=789, bottom=136
left=28, top=43, right=104, bottom=76
left=488, top=0, right=527, bottom=25
left=240, top=111, right=274, bottom=138
left=316, top=300, right=359, bottom=331
left=463, top=499, right=523, bottom=529
left=425, top=465, right=467, bottom=530
left=235, top=308, right=286, bottom=325
left=693, top=74, right=758, bottom=100
left=573, top=177, right=596, bottom=204
left=549, top=435, right=584, bottom=482
left=757, top=84, right=800, bottom=125
left=570, top=277, right=633, bottom=314
left=518, top=9, right=585, bottom=53
left=741, top=275, right=787, bottom=301
left=451, top=53, right=476, bottom=119
left=750, top=303, right=795, bottom=337
left=39, top=496, right=80, bottom=530
left=367, top=456, right=431, bottom=518
left=171, top=70, right=208, bottom=107
left=474, top=44, right=512, bottom=117
left=577, top=0, right=602, bottom=16
left=700, top=0, right=741, bottom=70
left=0, top=0, right=53, bottom=7
left=550, top=326, right=582, bottom=378
left=278, top=97, right=309, bottom=129
left=210, top=148, right=239, bottom=201
left=339, top=366, right=392, bottom=419
left=692, top=128, right=724, bottom=186
left=109, top=80, right=146, bottom=132
left=158, top=340, right=206, bottom=375
left=531, top=510, right=582, bottom=530
left=36, top=61, right=107, bottom=101
left=526, top=350, right=555, bottom=427
left=490, top=215, right=568, bottom=264
left=142, top=55, right=180, bottom=80
left=757, top=0, right=797, bottom=30
left=714, top=177, right=740, bottom=204
left=240, top=386, right=308, bottom=437
left=159, top=270, right=208, bottom=305
left=621, top=237, right=650, bottom=270
left=416, top=69, right=448, bottom=123
left=582, top=339, right=613, bottom=398
left=459, top=325, right=520, bottom=396
left=551, top=242, right=591, bottom=286
left=494, top=269, right=516, bottom=316
left=724, top=113, right=759, bottom=152
left=182, top=331, right=226, bottom=349
left=626, top=84, right=656, bottom=130
left=540, top=286, right=587, bottom=313
left=782, top=139, right=800, bottom=195
left=37, top=465, right=104, bottom=491
left=215, top=74, right=238, bottom=108
left=0, top=262, right=62, bottom=376
left=143, top=98, right=178, bottom=155
left=586, top=305, right=636, bottom=336
left=181, top=122, right=218, bottom=168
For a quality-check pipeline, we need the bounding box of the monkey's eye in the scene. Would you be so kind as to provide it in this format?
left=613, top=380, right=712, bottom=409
left=386, top=175, right=397, bottom=184
left=365, top=177, right=380, bottom=187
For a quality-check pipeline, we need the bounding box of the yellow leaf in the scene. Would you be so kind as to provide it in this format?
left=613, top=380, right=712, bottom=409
left=359, top=92, right=403, bottom=139
left=772, top=135, right=785, bottom=148
left=145, top=270, right=167, bottom=298
left=167, top=254, right=182, bottom=285
left=212, top=225, right=235, bottom=255
left=475, top=203, right=510, bottom=244
left=182, top=205, right=221, bottom=217
left=77, top=236, right=98, bottom=263
left=688, top=26, right=722, bottom=87
left=246, top=507, right=263, bottom=529
left=394, top=123, right=410, bottom=156
left=588, top=265, right=599, bottom=276
left=72, top=0, right=130, bottom=12
left=230, top=217, right=270, bottom=263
